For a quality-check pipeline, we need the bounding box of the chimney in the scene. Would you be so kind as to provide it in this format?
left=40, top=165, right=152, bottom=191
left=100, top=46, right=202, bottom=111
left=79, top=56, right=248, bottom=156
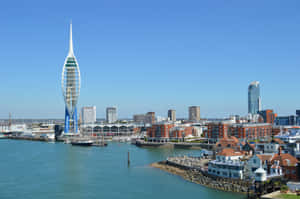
left=278, top=147, right=282, bottom=155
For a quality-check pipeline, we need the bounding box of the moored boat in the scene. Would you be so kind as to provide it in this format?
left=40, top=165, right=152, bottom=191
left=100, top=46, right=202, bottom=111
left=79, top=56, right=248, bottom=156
left=71, top=140, right=93, bottom=146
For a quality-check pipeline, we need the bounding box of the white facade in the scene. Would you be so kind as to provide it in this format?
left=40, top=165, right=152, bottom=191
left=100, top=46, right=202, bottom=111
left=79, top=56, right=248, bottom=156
left=208, top=154, right=244, bottom=179
left=81, top=106, right=96, bottom=124
left=256, top=142, right=281, bottom=153
left=246, top=154, right=282, bottom=180
left=275, top=129, right=300, bottom=143
left=254, top=167, right=267, bottom=182
left=106, top=107, right=117, bottom=123
left=246, top=154, right=270, bottom=178
left=61, top=23, right=81, bottom=118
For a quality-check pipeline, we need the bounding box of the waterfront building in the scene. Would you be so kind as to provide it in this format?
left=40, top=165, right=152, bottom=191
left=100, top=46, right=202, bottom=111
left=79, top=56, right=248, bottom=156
left=271, top=148, right=299, bottom=181
left=61, top=23, right=80, bottom=133
left=208, top=148, right=244, bottom=179
left=246, top=154, right=276, bottom=179
left=169, top=125, right=196, bottom=141
left=188, top=106, right=200, bottom=121
left=81, top=106, right=96, bottom=124
left=206, top=122, right=273, bottom=141
left=248, top=81, right=261, bottom=115
left=80, top=123, right=140, bottom=136
left=147, top=122, right=175, bottom=142
left=106, top=107, right=117, bottom=123
left=168, top=109, right=176, bottom=122
left=258, top=109, right=277, bottom=124
left=246, top=149, right=298, bottom=181
left=147, top=123, right=199, bottom=142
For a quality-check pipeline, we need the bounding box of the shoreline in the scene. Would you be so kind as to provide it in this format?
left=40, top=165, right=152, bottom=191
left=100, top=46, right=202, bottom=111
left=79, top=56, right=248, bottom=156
left=150, top=161, right=250, bottom=194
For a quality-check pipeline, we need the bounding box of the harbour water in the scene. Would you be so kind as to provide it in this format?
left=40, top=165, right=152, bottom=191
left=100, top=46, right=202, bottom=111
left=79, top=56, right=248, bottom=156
left=0, top=140, right=245, bottom=199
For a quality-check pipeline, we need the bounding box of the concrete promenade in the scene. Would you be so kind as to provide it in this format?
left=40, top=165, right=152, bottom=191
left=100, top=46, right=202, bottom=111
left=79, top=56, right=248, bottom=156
left=135, top=139, right=214, bottom=149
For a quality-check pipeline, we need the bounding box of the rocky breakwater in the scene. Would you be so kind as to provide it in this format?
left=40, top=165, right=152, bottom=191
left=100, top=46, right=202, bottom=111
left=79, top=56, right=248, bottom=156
left=151, top=157, right=251, bottom=194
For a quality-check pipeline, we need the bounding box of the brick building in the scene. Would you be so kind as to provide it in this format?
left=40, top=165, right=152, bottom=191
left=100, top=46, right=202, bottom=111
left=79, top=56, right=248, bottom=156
left=169, top=126, right=194, bottom=141
left=271, top=148, right=299, bottom=181
left=206, top=122, right=273, bottom=141
left=258, top=109, right=277, bottom=124
left=147, top=123, right=196, bottom=142
left=215, top=136, right=241, bottom=152
left=147, top=123, right=175, bottom=142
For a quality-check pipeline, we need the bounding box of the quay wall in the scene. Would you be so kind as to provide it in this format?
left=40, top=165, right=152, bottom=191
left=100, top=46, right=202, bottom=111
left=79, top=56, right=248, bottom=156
left=8, top=136, right=53, bottom=142
left=151, top=161, right=251, bottom=194
left=135, top=140, right=213, bottom=150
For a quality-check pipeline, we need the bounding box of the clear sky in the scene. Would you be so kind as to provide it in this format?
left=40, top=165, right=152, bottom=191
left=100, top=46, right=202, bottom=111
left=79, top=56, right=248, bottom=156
left=1, top=0, right=300, bottom=119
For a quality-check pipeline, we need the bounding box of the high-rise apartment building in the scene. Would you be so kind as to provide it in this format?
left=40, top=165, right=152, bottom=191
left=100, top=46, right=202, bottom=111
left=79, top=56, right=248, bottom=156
left=133, top=114, right=146, bottom=123
left=188, top=106, right=200, bottom=121
left=106, top=107, right=117, bottom=123
left=81, top=106, right=96, bottom=124
left=168, top=109, right=176, bottom=122
left=248, top=81, right=261, bottom=115
left=296, top=110, right=300, bottom=117
left=145, top=112, right=155, bottom=124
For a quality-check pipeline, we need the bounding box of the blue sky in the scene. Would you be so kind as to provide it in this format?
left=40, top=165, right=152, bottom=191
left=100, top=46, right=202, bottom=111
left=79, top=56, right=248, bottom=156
left=1, top=0, right=300, bottom=119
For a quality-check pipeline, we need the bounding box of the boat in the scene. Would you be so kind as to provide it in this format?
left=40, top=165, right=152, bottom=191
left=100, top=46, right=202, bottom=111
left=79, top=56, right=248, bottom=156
left=71, top=139, right=93, bottom=146
left=0, top=134, right=6, bottom=139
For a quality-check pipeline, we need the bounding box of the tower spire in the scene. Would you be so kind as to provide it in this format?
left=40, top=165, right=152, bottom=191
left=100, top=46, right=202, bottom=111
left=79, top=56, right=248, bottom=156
left=69, top=22, right=74, bottom=56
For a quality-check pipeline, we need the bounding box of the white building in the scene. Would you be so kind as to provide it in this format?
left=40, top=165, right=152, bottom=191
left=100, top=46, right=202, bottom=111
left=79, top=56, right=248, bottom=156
left=255, top=141, right=282, bottom=154
left=81, top=106, right=96, bottom=124
left=275, top=129, right=300, bottom=143
left=246, top=154, right=282, bottom=180
left=208, top=148, right=244, bottom=179
left=106, top=107, right=117, bottom=124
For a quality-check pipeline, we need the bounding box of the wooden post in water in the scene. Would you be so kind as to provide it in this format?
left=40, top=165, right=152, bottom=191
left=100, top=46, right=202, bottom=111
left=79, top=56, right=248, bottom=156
left=128, top=151, right=130, bottom=166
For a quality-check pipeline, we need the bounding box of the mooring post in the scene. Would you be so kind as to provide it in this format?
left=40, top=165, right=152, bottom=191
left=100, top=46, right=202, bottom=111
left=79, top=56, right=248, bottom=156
left=128, top=151, right=130, bottom=166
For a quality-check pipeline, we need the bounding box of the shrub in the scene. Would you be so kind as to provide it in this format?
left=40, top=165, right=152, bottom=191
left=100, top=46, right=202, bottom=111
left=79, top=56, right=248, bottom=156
left=280, top=185, right=288, bottom=193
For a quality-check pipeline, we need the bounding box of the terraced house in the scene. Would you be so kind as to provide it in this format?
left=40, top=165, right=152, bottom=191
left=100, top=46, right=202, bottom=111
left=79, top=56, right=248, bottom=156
left=246, top=148, right=299, bottom=181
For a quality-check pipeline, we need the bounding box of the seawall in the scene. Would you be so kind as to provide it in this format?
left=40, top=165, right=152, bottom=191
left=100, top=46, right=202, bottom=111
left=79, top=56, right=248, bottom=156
left=151, top=161, right=251, bottom=194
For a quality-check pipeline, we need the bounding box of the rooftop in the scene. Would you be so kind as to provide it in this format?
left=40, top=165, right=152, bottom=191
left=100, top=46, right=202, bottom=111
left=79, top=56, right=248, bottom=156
left=217, top=148, right=243, bottom=157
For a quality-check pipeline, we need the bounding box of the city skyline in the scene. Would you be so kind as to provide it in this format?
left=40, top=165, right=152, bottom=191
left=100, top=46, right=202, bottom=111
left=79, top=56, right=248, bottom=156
left=1, top=1, right=300, bottom=118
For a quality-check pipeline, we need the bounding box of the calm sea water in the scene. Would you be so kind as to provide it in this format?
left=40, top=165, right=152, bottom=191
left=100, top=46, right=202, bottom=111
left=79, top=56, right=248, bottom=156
left=0, top=140, right=245, bottom=199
